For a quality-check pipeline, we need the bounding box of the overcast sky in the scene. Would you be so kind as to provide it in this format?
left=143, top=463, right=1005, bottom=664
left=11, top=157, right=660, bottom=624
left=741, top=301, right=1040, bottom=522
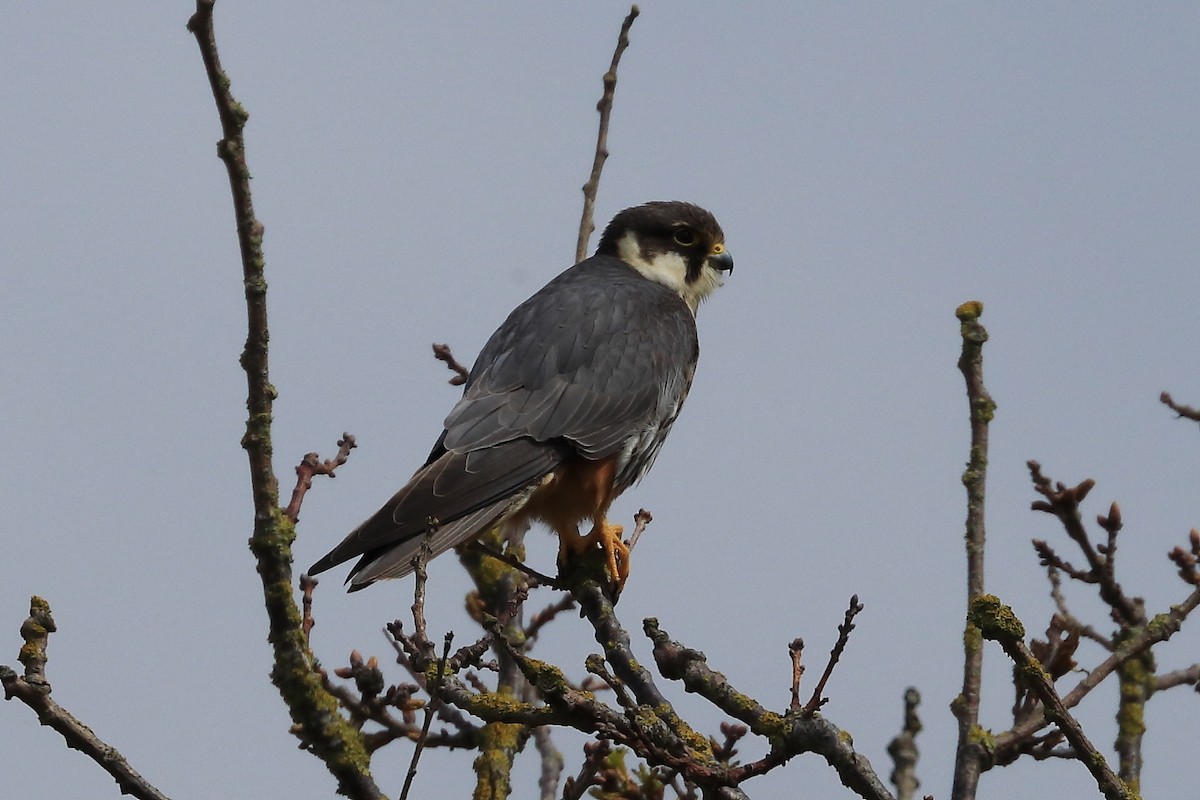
left=3, top=3, right=1199, bottom=799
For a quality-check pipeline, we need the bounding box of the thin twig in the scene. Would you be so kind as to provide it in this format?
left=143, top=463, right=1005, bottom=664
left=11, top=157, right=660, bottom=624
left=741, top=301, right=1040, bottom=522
left=788, top=637, right=805, bottom=712
left=468, top=539, right=561, bottom=589
left=411, top=534, right=436, bottom=661
left=399, top=633, right=453, bottom=800
left=1027, top=464, right=1140, bottom=625
left=575, top=5, right=640, bottom=262
left=432, top=343, right=469, bottom=386
left=1160, top=391, right=1200, bottom=422
left=803, top=595, right=864, bottom=714
left=626, top=508, right=653, bottom=553
left=886, top=688, right=923, bottom=800
left=525, top=595, right=578, bottom=644
left=1153, top=663, right=1200, bottom=692
left=300, top=573, right=318, bottom=642
left=284, top=434, right=356, bottom=523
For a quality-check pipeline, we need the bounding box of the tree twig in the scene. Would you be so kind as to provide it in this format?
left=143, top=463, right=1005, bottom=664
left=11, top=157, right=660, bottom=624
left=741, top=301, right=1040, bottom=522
left=1159, top=391, right=1200, bottom=422
left=886, top=688, right=922, bottom=800
left=284, top=434, right=356, bottom=523
left=575, top=5, right=640, bottom=262
left=0, top=598, right=173, bottom=800
left=788, top=637, right=805, bottom=712
left=399, top=633, right=453, bottom=800
left=432, top=342, right=469, bottom=386
left=951, top=300, right=995, bottom=800
left=803, top=595, right=863, bottom=714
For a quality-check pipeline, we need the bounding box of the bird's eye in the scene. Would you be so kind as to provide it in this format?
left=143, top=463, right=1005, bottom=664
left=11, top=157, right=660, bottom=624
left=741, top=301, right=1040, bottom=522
left=673, top=228, right=697, bottom=246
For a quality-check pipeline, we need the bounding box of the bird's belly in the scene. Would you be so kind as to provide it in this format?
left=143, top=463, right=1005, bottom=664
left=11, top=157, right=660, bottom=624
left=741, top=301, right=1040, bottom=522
left=515, top=453, right=621, bottom=533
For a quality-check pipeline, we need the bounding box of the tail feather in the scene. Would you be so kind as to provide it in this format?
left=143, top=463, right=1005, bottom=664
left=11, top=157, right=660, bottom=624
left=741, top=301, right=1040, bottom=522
left=345, top=498, right=512, bottom=590
left=308, top=437, right=564, bottom=588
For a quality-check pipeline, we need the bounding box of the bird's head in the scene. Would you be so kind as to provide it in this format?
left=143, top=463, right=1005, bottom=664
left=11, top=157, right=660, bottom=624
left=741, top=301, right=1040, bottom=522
left=596, top=201, right=733, bottom=313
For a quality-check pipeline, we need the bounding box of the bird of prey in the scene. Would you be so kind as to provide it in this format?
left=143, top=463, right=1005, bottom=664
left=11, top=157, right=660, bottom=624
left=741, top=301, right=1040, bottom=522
left=308, top=201, right=732, bottom=594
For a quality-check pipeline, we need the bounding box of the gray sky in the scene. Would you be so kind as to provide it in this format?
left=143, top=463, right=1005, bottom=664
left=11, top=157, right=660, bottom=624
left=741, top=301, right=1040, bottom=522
left=4, top=3, right=1198, bottom=798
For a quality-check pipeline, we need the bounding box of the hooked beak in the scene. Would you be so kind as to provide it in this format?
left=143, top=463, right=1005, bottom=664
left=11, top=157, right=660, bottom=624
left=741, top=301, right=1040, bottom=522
left=708, top=248, right=734, bottom=274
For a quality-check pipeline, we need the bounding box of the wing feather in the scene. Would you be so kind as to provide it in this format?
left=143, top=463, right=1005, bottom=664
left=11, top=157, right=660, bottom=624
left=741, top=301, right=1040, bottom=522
left=443, top=256, right=698, bottom=459
left=307, top=438, right=564, bottom=581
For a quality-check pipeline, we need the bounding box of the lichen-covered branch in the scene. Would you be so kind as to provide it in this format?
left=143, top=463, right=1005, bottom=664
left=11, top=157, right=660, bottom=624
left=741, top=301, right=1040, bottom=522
left=951, top=300, right=994, bottom=800
left=644, top=617, right=895, bottom=800
left=969, top=596, right=1136, bottom=800
left=186, top=2, right=381, bottom=796
left=0, top=598, right=173, bottom=800
left=992, top=581, right=1200, bottom=762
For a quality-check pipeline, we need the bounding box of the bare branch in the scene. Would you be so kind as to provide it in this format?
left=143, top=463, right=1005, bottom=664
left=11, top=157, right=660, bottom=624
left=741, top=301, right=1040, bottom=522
left=951, top=300, right=994, bottom=800
left=1160, top=391, right=1200, bottom=422
left=1153, top=663, right=1200, bottom=692
left=531, top=723, right=563, bottom=800
left=576, top=5, right=640, bottom=262
left=886, top=688, right=923, bottom=800
left=1, top=598, right=173, bottom=800
left=399, top=633, right=453, bottom=800
left=993, top=582, right=1200, bottom=760
left=788, top=637, right=805, bottom=713
left=284, top=434, right=357, bottom=524
left=803, top=595, right=864, bottom=714
left=645, top=616, right=895, bottom=800
left=969, top=595, right=1134, bottom=800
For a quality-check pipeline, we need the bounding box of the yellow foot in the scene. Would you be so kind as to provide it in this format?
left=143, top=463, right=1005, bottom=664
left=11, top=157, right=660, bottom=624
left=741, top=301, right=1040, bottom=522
left=558, top=519, right=631, bottom=595
left=593, top=520, right=630, bottom=593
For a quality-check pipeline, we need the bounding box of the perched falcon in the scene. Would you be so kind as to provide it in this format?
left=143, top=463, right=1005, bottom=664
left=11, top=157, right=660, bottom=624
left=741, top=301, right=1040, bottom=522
left=308, top=201, right=732, bottom=593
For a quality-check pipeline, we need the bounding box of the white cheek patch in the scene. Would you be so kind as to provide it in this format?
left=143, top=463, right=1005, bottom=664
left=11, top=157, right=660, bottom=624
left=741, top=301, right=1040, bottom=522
left=616, top=231, right=724, bottom=313
left=617, top=232, right=688, bottom=292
